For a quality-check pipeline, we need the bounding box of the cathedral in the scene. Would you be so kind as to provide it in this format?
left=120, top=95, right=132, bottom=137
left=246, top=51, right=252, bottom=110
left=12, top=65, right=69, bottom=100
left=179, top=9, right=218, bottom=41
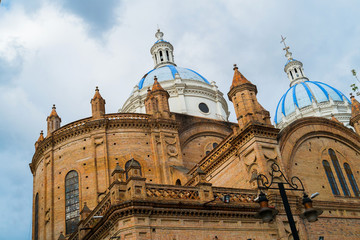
left=30, top=30, right=360, bottom=240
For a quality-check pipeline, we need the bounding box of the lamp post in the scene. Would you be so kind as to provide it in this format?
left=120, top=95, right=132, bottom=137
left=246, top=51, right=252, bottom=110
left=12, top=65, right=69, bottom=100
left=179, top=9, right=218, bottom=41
left=256, top=163, right=322, bottom=240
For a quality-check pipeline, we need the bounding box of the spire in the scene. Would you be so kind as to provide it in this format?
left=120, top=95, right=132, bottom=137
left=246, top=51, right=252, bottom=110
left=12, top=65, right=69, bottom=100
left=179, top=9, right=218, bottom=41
left=150, top=29, right=176, bottom=68
left=91, top=86, right=106, bottom=119
left=151, top=76, right=166, bottom=92
left=47, top=104, right=61, bottom=135
left=281, top=35, right=309, bottom=87
left=49, top=104, right=59, bottom=118
left=37, top=130, right=44, bottom=142
left=230, top=64, right=252, bottom=89
left=92, top=86, right=103, bottom=100
left=35, top=130, right=44, bottom=149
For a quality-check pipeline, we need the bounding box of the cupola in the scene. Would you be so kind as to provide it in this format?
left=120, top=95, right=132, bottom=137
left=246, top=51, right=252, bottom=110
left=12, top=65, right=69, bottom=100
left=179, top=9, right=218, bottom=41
left=150, top=29, right=176, bottom=68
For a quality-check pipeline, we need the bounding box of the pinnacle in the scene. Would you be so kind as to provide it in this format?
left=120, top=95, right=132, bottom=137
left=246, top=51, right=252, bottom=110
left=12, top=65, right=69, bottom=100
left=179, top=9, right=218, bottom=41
left=81, top=202, right=91, bottom=213
left=49, top=104, right=59, bottom=118
left=151, top=76, right=166, bottom=92
left=351, top=95, right=360, bottom=118
left=36, top=130, right=44, bottom=142
left=331, top=114, right=342, bottom=124
left=92, top=86, right=104, bottom=100
left=231, top=64, right=252, bottom=89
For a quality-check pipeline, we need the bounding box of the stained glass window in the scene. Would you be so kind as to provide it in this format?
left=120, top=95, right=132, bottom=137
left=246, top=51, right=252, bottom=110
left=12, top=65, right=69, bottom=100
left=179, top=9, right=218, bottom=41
left=65, top=171, right=80, bottom=234
left=34, top=193, right=39, bottom=240
left=329, top=149, right=350, bottom=196
left=344, top=163, right=360, bottom=197
left=322, top=160, right=340, bottom=195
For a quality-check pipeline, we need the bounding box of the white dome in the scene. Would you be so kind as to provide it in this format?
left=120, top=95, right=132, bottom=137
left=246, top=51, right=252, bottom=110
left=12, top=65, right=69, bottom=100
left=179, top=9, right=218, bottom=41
left=138, top=65, right=210, bottom=90
left=121, top=64, right=229, bottom=121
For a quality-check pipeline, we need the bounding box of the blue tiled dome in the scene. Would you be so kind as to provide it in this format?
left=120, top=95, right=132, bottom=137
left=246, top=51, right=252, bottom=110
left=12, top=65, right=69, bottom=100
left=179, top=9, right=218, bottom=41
left=275, top=81, right=351, bottom=124
left=138, top=65, right=210, bottom=90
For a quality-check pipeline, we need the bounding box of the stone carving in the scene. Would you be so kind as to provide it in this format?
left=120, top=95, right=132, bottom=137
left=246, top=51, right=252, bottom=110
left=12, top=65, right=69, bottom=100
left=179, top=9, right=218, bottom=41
left=262, top=146, right=277, bottom=160
left=146, top=187, right=200, bottom=200
left=213, top=192, right=255, bottom=203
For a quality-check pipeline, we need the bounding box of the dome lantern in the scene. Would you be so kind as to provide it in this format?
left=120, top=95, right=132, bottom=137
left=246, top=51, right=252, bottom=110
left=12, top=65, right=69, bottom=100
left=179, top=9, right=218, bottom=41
left=151, top=29, right=176, bottom=69
left=281, top=35, right=308, bottom=87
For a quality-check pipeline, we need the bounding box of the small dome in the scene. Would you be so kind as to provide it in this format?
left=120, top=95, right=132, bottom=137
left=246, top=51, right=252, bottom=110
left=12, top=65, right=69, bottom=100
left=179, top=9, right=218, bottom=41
left=138, top=65, right=210, bottom=90
left=275, top=81, right=351, bottom=125
left=285, top=58, right=298, bottom=66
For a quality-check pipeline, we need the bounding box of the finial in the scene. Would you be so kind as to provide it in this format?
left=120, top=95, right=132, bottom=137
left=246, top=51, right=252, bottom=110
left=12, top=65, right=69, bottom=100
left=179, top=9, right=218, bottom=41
left=281, top=35, right=293, bottom=60
left=95, top=86, right=99, bottom=91
left=233, top=64, right=238, bottom=70
left=155, top=29, right=164, bottom=41
left=154, top=75, right=158, bottom=81
left=147, top=87, right=151, bottom=92
left=40, top=130, right=43, bottom=134
left=52, top=104, right=56, bottom=109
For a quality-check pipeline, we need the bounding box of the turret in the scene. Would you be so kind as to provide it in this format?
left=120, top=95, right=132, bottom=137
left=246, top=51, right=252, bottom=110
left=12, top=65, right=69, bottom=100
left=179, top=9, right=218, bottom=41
left=145, top=76, right=171, bottom=118
left=350, top=95, right=360, bottom=134
left=47, top=104, right=61, bottom=136
left=91, top=86, right=106, bottom=119
left=227, top=64, right=271, bottom=129
left=150, top=29, right=176, bottom=68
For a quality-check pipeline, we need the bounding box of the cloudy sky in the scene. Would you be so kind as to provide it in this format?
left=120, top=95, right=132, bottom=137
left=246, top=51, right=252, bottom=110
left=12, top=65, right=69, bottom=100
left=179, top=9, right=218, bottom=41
left=0, top=0, right=359, bottom=239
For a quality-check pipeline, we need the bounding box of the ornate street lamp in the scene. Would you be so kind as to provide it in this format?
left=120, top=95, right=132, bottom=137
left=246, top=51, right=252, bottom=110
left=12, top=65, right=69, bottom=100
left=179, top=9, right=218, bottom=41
left=256, top=163, right=323, bottom=240
left=300, top=193, right=323, bottom=222
left=255, top=192, right=279, bottom=223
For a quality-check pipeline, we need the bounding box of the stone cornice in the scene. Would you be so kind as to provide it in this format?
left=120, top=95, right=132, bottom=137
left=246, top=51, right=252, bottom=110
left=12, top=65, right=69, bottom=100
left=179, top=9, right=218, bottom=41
left=30, top=113, right=179, bottom=174
left=227, top=83, right=257, bottom=101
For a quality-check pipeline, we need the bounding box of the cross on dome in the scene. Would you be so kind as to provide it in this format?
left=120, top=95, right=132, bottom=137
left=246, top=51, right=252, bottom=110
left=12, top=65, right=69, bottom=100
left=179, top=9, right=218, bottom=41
left=281, top=35, right=293, bottom=60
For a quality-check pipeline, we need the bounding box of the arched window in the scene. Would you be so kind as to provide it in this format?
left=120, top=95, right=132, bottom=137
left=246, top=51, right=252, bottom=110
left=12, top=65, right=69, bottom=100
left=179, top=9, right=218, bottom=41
left=34, top=193, right=39, bottom=240
left=175, top=179, right=182, bottom=186
left=322, top=160, right=340, bottom=195
left=166, top=50, right=170, bottom=61
left=159, top=51, right=163, bottom=61
left=344, top=163, right=360, bottom=197
left=213, top=143, right=218, bottom=148
left=65, top=171, right=80, bottom=234
left=329, top=149, right=350, bottom=196
left=125, top=159, right=142, bottom=179
left=290, top=71, right=294, bottom=79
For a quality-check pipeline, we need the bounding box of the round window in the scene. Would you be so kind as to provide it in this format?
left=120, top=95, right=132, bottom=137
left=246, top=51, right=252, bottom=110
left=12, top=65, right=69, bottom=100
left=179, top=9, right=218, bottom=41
left=199, top=103, right=209, bottom=113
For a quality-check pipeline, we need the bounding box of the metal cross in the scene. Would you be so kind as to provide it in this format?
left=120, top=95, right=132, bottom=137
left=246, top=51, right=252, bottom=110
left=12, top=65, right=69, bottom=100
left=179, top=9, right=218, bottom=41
left=281, top=35, right=290, bottom=52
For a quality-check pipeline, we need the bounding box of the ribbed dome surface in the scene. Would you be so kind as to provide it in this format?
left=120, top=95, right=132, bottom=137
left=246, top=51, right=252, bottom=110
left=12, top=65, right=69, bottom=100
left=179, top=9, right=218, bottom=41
left=138, top=65, right=210, bottom=89
left=275, top=81, right=351, bottom=124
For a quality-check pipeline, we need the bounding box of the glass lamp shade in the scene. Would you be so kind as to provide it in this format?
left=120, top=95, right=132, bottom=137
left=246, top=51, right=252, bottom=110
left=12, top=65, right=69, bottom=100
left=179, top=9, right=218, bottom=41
left=255, top=207, right=279, bottom=223
left=300, top=208, right=323, bottom=222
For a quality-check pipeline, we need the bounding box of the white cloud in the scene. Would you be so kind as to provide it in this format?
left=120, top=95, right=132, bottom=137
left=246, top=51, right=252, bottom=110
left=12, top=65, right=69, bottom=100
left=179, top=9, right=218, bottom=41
left=1, top=1, right=360, bottom=239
